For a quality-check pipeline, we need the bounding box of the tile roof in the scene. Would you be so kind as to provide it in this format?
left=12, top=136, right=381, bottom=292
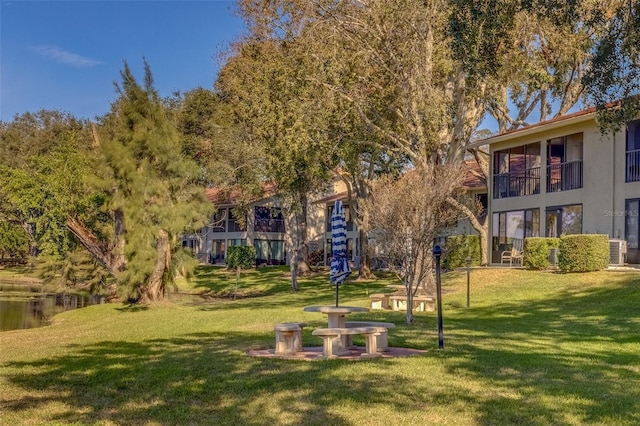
left=205, top=182, right=278, bottom=205
left=462, top=160, right=486, bottom=190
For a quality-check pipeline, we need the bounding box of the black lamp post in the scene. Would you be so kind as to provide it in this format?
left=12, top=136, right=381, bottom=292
left=433, top=245, right=444, bottom=349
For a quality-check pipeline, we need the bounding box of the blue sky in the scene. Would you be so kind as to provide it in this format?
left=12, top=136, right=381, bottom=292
left=1, top=1, right=245, bottom=122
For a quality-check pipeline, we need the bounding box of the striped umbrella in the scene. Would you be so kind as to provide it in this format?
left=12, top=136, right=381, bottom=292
left=330, top=200, right=351, bottom=306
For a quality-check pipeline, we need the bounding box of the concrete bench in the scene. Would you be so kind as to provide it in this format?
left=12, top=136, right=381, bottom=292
left=345, top=321, right=395, bottom=351
left=413, top=295, right=435, bottom=312
left=389, top=295, right=434, bottom=312
left=369, top=293, right=390, bottom=310
left=274, top=322, right=307, bottom=355
left=312, top=326, right=387, bottom=359
left=389, top=295, right=408, bottom=311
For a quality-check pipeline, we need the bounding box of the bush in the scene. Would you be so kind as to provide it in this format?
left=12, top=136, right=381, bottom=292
left=443, top=235, right=481, bottom=269
left=226, top=246, right=256, bottom=270
left=308, top=249, right=325, bottom=266
left=523, top=237, right=560, bottom=270
left=226, top=245, right=257, bottom=299
left=558, top=234, right=609, bottom=273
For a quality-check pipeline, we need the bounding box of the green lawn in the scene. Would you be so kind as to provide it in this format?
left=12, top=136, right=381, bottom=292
left=1, top=267, right=639, bottom=425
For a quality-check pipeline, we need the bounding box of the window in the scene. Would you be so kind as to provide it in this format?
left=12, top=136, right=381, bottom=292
left=211, top=209, right=227, bottom=233
left=493, top=142, right=541, bottom=198
left=625, top=199, right=639, bottom=249
left=492, top=209, right=539, bottom=259
left=253, top=239, right=286, bottom=265
left=254, top=206, right=285, bottom=233
left=547, top=133, right=583, bottom=192
left=545, top=204, right=582, bottom=237
left=227, top=239, right=246, bottom=247
left=228, top=209, right=245, bottom=232
left=626, top=120, right=640, bottom=182
left=182, top=238, right=197, bottom=251
left=211, top=239, right=225, bottom=263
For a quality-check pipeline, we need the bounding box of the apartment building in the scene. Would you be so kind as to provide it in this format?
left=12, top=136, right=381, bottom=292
left=469, top=108, right=640, bottom=264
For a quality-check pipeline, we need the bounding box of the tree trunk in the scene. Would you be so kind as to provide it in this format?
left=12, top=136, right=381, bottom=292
left=66, top=216, right=125, bottom=274
left=357, top=229, right=375, bottom=279
left=404, top=275, right=414, bottom=325
left=284, top=207, right=300, bottom=291
left=19, top=221, right=38, bottom=257
left=234, top=267, right=240, bottom=300
left=113, top=208, right=125, bottom=269
left=446, top=197, right=489, bottom=266
left=290, top=259, right=299, bottom=292
left=477, top=221, right=489, bottom=266
left=296, top=194, right=312, bottom=275
left=139, top=229, right=170, bottom=303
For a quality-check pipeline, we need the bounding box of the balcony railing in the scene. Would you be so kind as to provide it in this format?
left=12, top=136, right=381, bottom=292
left=210, top=213, right=227, bottom=233
left=547, top=160, right=583, bottom=192
left=493, top=167, right=540, bottom=199
left=254, top=219, right=285, bottom=233
left=627, top=149, right=640, bottom=182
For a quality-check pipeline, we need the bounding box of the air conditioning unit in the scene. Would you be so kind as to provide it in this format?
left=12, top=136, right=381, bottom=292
left=609, top=239, right=627, bottom=266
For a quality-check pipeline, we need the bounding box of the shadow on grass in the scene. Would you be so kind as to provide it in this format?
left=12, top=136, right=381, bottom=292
left=189, top=265, right=395, bottom=296
left=189, top=265, right=296, bottom=296
left=182, top=265, right=395, bottom=312
left=3, top=272, right=639, bottom=424
left=3, top=331, right=434, bottom=425
left=115, top=304, right=150, bottom=312
left=439, top=280, right=640, bottom=425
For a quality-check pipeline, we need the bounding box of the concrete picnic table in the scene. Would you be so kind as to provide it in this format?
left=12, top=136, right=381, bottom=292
left=303, top=305, right=370, bottom=354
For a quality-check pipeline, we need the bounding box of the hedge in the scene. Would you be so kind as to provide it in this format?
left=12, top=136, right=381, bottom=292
left=523, top=237, right=560, bottom=270
left=558, top=234, right=610, bottom=273
left=443, top=235, right=482, bottom=269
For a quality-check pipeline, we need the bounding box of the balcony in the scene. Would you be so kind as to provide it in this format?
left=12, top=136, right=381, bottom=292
left=547, top=160, right=583, bottom=192
left=627, top=149, right=640, bottom=182
left=493, top=167, right=540, bottom=199
left=254, top=219, right=285, bottom=233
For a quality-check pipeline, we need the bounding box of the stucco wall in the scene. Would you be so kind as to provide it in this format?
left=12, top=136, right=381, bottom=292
left=484, top=113, right=640, bottom=263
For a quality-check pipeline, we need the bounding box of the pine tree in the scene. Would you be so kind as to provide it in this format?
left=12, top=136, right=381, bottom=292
left=92, top=61, right=214, bottom=302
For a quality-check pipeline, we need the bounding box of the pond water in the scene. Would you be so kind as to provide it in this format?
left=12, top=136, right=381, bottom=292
left=0, top=287, right=104, bottom=331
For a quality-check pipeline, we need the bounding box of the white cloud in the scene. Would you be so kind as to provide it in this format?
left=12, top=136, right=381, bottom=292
left=33, top=45, right=103, bottom=68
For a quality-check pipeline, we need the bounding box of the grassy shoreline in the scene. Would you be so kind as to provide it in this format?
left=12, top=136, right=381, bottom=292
left=1, top=267, right=639, bottom=425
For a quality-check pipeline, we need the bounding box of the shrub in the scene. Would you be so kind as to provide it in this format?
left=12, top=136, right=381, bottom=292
left=523, top=237, right=560, bottom=270
left=226, top=245, right=257, bottom=299
left=226, top=246, right=256, bottom=270
left=443, top=235, right=481, bottom=269
left=558, top=234, right=609, bottom=273
left=308, top=249, right=325, bottom=266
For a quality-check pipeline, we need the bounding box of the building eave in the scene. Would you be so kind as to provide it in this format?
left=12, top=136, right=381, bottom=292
left=311, top=191, right=354, bottom=205
left=469, top=108, right=598, bottom=149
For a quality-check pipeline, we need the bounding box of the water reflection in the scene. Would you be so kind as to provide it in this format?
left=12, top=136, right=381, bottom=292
left=0, top=292, right=104, bottom=331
